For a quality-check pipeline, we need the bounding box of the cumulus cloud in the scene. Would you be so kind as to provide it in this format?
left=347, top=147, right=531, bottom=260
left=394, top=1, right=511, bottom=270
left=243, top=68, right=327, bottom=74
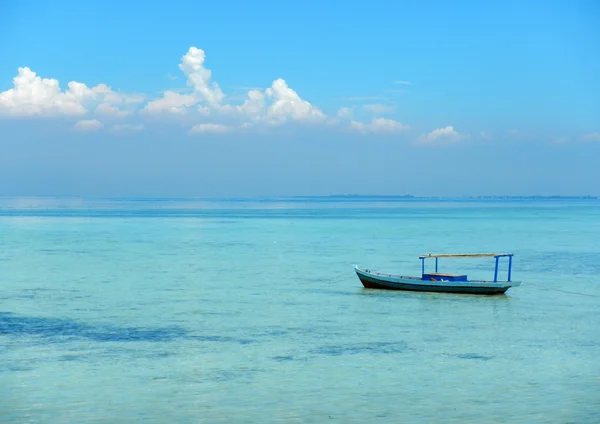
left=263, top=78, right=326, bottom=125
left=142, top=91, right=196, bottom=116
left=73, top=119, right=103, bottom=132
left=237, top=89, right=266, bottom=118
left=141, top=47, right=325, bottom=130
left=179, top=47, right=225, bottom=106
left=0, top=67, right=97, bottom=117
left=234, top=80, right=327, bottom=126
left=1, top=45, right=416, bottom=135
left=0, top=67, right=145, bottom=120
left=141, top=47, right=227, bottom=117
left=189, top=123, right=231, bottom=134
left=350, top=118, right=409, bottom=134
left=417, top=126, right=463, bottom=143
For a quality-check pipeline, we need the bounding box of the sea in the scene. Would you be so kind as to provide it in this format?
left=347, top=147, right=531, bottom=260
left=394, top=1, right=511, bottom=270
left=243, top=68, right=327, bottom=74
left=1, top=196, right=599, bottom=423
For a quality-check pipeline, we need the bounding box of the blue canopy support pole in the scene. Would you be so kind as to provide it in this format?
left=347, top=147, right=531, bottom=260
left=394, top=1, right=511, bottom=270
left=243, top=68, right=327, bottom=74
left=508, top=255, right=513, bottom=282
left=435, top=257, right=438, bottom=273
left=494, top=256, right=499, bottom=282
left=421, top=258, right=425, bottom=276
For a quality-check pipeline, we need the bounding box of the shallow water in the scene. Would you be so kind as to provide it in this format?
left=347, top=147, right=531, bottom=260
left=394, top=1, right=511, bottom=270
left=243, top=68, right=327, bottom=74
left=1, top=197, right=599, bottom=423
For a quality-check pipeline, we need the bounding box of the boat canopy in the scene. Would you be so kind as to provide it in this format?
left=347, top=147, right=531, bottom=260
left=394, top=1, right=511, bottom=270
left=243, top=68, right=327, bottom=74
left=419, top=253, right=515, bottom=282
left=419, top=253, right=513, bottom=259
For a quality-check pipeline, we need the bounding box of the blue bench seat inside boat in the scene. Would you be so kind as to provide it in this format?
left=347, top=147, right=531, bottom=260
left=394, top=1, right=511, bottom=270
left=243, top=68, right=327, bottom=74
left=422, top=273, right=468, bottom=282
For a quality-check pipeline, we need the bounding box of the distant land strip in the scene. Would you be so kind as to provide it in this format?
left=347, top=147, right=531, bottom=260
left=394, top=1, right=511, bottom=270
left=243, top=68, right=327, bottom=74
left=318, top=195, right=599, bottom=200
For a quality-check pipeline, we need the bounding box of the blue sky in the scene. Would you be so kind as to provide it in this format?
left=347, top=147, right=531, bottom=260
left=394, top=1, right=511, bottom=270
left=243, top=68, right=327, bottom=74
left=1, top=0, right=599, bottom=197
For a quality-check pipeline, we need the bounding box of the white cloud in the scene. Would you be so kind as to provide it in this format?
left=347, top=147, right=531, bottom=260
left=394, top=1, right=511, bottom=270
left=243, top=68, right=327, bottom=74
left=236, top=89, right=266, bottom=118
left=350, top=118, right=409, bottom=134
left=142, top=47, right=228, bottom=117
left=2, top=46, right=423, bottom=136
left=0, top=68, right=145, bottom=120
left=179, top=47, right=225, bottom=105
left=73, top=119, right=103, bottom=132
left=141, top=47, right=324, bottom=130
left=582, top=133, right=600, bottom=142
left=363, top=103, right=395, bottom=114
left=179, top=47, right=225, bottom=107
left=0, top=67, right=96, bottom=117
left=189, top=123, right=231, bottom=134
left=94, top=84, right=146, bottom=106
left=393, top=80, right=411, bottom=85
left=263, top=78, right=326, bottom=125
left=417, top=126, right=463, bottom=143
left=142, top=91, right=196, bottom=116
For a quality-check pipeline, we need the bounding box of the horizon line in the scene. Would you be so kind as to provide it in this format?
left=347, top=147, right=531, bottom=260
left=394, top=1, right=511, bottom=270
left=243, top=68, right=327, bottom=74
left=0, top=194, right=598, bottom=200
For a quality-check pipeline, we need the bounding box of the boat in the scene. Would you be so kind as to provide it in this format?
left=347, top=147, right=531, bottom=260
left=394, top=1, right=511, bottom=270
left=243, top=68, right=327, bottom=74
left=353, top=253, right=521, bottom=295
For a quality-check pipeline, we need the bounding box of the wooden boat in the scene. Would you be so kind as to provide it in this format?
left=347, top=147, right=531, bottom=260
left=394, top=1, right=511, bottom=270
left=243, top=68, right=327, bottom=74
left=354, top=253, right=521, bottom=295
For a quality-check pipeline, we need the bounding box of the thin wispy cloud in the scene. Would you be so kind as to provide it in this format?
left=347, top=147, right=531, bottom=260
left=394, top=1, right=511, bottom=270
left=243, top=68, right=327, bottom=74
left=337, top=107, right=353, bottom=118
left=73, top=119, right=103, bottom=133
left=339, top=96, right=384, bottom=101
left=230, top=86, right=263, bottom=92
left=363, top=103, right=395, bottom=114
left=582, top=133, right=600, bottom=142
left=393, top=80, right=411, bottom=85
left=350, top=118, right=409, bottom=134
left=417, top=126, right=464, bottom=144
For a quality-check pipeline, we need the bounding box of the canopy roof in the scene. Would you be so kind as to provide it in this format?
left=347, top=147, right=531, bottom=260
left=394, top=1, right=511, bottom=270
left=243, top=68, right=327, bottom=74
left=419, top=253, right=513, bottom=259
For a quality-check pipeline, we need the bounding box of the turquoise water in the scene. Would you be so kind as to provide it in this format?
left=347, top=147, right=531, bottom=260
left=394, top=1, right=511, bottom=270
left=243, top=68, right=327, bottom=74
left=1, top=197, right=599, bottom=423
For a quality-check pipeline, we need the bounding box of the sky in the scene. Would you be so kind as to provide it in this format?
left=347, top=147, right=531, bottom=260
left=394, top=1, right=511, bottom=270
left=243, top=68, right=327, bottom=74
left=1, top=0, right=599, bottom=197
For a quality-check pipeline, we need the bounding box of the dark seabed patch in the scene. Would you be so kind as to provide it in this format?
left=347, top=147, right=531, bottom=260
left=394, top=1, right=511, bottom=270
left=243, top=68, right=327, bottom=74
left=272, top=355, right=296, bottom=362
left=311, top=341, right=408, bottom=356
left=0, top=312, right=185, bottom=343
left=0, top=312, right=257, bottom=346
left=0, top=364, right=35, bottom=372
left=249, top=326, right=289, bottom=338
left=189, top=334, right=256, bottom=345
left=453, top=353, right=494, bottom=361
left=57, top=354, right=86, bottom=362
